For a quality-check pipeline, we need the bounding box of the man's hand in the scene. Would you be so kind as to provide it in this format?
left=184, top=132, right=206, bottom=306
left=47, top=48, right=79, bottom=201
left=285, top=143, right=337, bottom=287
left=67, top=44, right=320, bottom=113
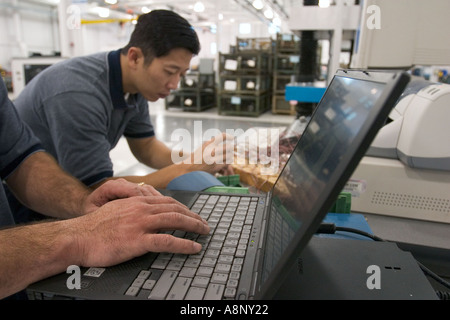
left=73, top=195, right=210, bottom=267
left=185, top=132, right=235, bottom=175
left=0, top=191, right=209, bottom=299
left=83, top=178, right=161, bottom=214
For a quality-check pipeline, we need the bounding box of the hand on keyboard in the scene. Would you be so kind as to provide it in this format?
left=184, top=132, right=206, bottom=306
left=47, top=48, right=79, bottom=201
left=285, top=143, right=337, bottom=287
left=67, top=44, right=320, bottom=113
left=70, top=195, right=210, bottom=268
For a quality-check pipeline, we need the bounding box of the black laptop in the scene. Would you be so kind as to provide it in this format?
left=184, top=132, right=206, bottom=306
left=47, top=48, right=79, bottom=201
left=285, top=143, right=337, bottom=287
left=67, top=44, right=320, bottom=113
left=28, top=69, right=426, bottom=300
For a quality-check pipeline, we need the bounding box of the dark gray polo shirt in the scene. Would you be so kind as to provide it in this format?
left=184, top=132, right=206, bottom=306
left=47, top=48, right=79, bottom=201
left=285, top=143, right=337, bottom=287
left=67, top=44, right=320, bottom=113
left=15, top=50, right=155, bottom=186
left=0, top=79, right=44, bottom=227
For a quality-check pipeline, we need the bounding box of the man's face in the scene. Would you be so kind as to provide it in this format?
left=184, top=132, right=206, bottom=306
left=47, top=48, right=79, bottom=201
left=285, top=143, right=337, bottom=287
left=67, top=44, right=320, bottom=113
left=135, top=47, right=193, bottom=102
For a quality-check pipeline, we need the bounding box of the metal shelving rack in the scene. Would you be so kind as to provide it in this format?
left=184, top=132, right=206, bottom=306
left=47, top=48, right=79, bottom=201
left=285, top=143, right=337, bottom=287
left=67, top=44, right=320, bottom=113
left=271, top=33, right=301, bottom=115
left=217, top=39, right=273, bottom=117
left=165, top=71, right=216, bottom=112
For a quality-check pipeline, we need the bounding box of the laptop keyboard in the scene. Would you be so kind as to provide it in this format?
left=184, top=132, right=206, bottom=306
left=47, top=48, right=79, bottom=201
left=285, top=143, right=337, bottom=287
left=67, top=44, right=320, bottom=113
left=124, top=194, right=259, bottom=300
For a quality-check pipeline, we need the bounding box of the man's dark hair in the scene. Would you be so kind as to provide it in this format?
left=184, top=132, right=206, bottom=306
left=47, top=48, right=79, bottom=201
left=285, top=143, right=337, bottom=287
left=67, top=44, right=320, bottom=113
left=121, top=10, right=201, bottom=64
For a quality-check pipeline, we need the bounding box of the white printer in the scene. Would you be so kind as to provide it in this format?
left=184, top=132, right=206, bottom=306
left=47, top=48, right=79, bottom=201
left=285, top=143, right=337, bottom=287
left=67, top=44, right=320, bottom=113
left=347, top=79, right=450, bottom=224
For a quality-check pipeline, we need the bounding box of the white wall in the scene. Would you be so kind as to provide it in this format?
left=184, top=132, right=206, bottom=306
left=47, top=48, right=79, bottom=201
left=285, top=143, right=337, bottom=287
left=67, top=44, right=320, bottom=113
left=80, top=22, right=133, bottom=55
left=0, top=1, right=59, bottom=70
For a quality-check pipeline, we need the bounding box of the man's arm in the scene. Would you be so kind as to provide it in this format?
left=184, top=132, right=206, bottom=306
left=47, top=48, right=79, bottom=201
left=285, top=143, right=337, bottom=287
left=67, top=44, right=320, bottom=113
left=0, top=195, right=210, bottom=299
left=127, top=136, right=178, bottom=169
left=98, top=134, right=234, bottom=189
left=0, top=219, right=76, bottom=298
left=5, top=151, right=164, bottom=218
left=6, top=151, right=90, bottom=219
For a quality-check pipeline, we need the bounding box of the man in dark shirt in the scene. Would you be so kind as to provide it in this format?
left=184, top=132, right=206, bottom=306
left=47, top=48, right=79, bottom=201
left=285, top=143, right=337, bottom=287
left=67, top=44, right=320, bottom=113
left=0, top=78, right=209, bottom=299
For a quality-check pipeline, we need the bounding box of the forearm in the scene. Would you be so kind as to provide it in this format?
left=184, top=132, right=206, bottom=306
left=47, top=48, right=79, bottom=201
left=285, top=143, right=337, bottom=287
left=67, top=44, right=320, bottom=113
left=128, top=137, right=178, bottom=169
left=92, top=162, right=191, bottom=189
left=6, top=152, right=90, bottom=219
left=0, top=220, right=77, bottom=299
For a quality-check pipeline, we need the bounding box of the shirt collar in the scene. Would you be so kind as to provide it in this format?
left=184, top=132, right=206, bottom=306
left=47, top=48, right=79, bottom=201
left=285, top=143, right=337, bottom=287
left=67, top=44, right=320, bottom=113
left=108, top=49, right=128, bottom=109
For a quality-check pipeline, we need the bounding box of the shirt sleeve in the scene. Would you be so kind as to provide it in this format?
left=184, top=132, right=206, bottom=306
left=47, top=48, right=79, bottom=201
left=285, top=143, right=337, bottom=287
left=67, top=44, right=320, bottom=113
left=123, top=94, right=155, bottom=139
left=0, top=80, right=44, bottom=180
left=41, top=92, right=114, bottom=186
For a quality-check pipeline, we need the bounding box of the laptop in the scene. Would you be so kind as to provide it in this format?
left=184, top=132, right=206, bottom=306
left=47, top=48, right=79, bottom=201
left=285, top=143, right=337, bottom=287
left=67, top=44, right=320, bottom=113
left=27, top=69, right=414, bottom=300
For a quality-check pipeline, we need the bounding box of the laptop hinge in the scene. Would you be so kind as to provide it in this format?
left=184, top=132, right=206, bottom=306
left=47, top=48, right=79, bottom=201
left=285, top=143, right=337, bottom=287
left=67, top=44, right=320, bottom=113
left=249, top=192, right=271, bottom=298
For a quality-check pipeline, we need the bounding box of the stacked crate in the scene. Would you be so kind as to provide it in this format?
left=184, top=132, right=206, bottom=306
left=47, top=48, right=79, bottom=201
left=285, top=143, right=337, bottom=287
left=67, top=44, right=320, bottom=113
left=272, top=33, right=301, bottom=115
left=165, top=68, right=215, bottom=112
left=217, top=38, right=273, bottom=117
left=235, top=37, right=274, bottom=53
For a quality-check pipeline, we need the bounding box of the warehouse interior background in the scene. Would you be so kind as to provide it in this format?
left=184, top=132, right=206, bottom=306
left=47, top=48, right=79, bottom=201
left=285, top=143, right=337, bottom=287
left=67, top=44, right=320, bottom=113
left=1, top=0, right=449, bottom=174
left=1, top=0, right=450, bottom=300
left=1, top=0, right=449, bottom=188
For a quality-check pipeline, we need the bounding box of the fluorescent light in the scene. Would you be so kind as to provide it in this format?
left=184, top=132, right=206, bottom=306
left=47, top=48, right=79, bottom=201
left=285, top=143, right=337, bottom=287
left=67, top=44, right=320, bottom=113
left=193, top=1, right=205, bottom=13
left=273, top=16, right=281, bottom=26
left=105, top=0, right=117, bottom=4
left=95, top=7, right=110, bottom=18
left=141, top=6, right=151, bottom=13
left=268, top=24, right=278, bottom=35
left=252, top=0, right=264, bottom=10
left=263, top=8, right=273, bottom=19
left=239, top=23, right=251, bottom=34
left=210, top=42, right=217, bottom=55
left=319, top=0, right=331, bottom=8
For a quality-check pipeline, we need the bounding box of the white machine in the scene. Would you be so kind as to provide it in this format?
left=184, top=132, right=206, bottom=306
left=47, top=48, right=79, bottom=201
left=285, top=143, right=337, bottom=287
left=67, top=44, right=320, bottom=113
left=11, top=57, right=66, bottom=100
left=346, top=80, right=450, bottom=224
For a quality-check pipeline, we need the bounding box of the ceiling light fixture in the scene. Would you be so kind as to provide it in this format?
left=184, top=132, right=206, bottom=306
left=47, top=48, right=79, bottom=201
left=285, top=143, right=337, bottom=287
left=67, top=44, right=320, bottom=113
left=319, top=0, right=331, bottom=8
left=263, top=8, right=273, bottom=19
left=272, top=16, right=281, bottom=26
left=252, top=0, right=264, bottom=10
left=96, top=7, right=110, bottom=18
left=193, top=1, right=205, bottom=13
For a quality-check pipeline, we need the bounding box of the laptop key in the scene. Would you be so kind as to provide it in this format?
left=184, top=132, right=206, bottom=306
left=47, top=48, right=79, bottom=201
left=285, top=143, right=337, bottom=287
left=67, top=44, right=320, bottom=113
left=185, top=286, right=206, bottom=300
left=179, top=266, right=197, bottom=278
left=151, top=258, right=170, bottom=269
left=142, top=279, right=156, bottom=290
left=184, top=257, right=201, bottom=268
left=192, top=276, right=210, bottom=288
left=200, top=257, right=217, bottom=267
left=166, top=277, right=192, bottom=300
left=148, top=270, right=178, bottom=300
left=125, top=285, right=140, bottom=297
left=204, top=283, right=225, bottom=300
left=197, top=266, right=214, bottom=277
left=211, top=272, right=228, bottom=284
left=224, top=287, right=236, bottom=299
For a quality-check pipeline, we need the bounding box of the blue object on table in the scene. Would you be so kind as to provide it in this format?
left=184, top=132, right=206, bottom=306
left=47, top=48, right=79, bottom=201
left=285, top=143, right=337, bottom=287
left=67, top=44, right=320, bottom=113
left=285, top=85, right=326, bottom=103
left=166, top=171, right=224, bottom=191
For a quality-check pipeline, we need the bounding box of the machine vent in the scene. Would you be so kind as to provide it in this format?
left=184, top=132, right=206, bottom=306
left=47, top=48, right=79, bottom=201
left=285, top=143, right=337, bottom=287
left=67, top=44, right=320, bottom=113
left=425, top=87, right=440, bottom=95
left=370, top=192, right=450, bottom=213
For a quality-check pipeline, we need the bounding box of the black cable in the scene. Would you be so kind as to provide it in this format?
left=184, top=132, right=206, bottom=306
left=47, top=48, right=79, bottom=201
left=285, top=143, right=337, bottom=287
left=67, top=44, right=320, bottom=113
left=415, top=260, right=450, bottom=291
left=316, top=223, right=450, bottom=297
left=335, top=226, right=385, bottom=242
left=316, top=223, right=384, bottom=241
left=436, top=290, right=450, bottom=300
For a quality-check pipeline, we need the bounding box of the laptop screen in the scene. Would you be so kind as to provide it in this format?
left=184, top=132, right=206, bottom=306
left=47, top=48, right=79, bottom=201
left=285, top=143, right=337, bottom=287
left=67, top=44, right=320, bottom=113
left=259, top=72, right=393, bottom=295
